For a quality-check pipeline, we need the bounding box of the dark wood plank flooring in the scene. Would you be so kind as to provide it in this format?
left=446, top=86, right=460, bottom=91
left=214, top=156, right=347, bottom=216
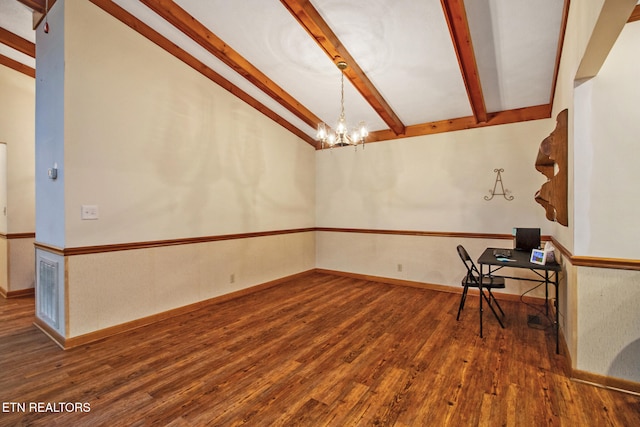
left=1, top=272, right=639, bottom=426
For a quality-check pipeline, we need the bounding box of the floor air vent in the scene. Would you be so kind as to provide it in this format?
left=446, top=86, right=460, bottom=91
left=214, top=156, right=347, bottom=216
left=38, top=258, right=59, bottom=329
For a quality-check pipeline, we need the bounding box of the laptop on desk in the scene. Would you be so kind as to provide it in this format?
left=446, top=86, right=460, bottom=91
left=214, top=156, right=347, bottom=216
left=514, top=228, right=541, bottom=252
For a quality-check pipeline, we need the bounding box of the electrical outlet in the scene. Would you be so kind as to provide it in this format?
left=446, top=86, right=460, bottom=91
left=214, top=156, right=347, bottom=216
left=81, top=205, right=99, bottom=220
left=230, top=274, right=235, bottom=284
left=397, top=264, right=403, bottom=272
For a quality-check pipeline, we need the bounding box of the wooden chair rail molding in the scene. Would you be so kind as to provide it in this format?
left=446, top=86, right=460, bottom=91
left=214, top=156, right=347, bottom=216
left=315, top=227, right=514, bottom=240
left=549, top=237, right=640, bottom=271
left=0, top=232, right=36, bottom=239
left=31, top=228, right=639, bottom=271
left=33, top=228, right=317, bottom=256
left=0, top=287, right=34, bottom=299
left=568, top=255, right=640, bottom=271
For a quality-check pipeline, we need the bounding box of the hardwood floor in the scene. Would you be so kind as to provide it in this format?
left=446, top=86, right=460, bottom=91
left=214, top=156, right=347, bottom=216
left=1, top=272, right=639, bottom=426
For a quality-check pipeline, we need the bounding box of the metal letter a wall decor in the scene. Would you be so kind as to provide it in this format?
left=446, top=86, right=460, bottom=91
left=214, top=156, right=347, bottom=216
left=485, top=168, right=514, bottom=201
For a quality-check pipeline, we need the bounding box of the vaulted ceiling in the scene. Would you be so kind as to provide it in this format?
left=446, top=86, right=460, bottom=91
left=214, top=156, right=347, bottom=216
left=1, top=1, right=639, bottom=149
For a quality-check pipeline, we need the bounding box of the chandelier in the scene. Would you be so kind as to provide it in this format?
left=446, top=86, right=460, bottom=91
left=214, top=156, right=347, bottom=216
left=316, top=61, right=368, bottom=149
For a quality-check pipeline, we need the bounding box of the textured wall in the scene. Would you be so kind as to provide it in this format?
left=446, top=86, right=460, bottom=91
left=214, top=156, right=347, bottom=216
left=571, top=21, right=640, bottom=383
left=67, top=232, right=315, bottom=337
left=577, top=267, right=640, bottom=383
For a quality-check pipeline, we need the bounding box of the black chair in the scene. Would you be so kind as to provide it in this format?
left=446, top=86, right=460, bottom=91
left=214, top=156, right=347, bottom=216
left=456, top=245, right=505, bottom=328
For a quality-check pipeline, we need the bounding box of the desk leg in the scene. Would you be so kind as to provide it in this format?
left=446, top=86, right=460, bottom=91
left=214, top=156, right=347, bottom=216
left=479, top=263, right=484, bottom=338
left=545, top=270, right=549, bottom=316
left=555, top=271, right=559, bottom=354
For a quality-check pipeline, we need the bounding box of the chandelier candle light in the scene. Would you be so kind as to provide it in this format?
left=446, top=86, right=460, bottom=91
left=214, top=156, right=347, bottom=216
left=316, top=61, right=368, bottom=149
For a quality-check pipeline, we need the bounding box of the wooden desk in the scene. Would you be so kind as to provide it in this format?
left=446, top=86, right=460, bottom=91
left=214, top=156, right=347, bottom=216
left=478, top=247, right=562, bottom=354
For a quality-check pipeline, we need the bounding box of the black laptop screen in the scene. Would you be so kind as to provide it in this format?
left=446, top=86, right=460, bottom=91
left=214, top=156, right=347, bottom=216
left=515, top=228, right=541, bottom=251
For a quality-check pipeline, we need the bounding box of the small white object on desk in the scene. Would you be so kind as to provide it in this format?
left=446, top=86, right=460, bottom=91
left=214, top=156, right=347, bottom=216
left=530, top=249, right=547, bottom=265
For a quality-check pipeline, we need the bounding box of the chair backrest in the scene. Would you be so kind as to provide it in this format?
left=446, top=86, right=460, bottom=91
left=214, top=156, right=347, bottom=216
left=457, top=245, right=480, bottom=284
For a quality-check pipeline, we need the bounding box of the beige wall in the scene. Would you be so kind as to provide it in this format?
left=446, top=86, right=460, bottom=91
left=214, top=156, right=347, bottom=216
left=316, top=118, right=556, bottom=297
left=317, top=232, right=555, bottom=299
left=62, top=0, right=314, bottom=248
left=0, top=58, right=36, bottom=294
left=0, top=66, right=35, bottom=234
left=574, top=20, right=640, bottom=259
left=550, top=0, right=640, bottom=383
left=316, top=119, right=554, bottom=234
left=571, top=20, right=640, bottom=382
left=34, top=0, right=316, bottom=337
left=549, top=0, right=603, bottom=372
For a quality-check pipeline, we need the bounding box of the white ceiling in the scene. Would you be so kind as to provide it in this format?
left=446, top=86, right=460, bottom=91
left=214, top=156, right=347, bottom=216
left=0, top=0, right=35, bottom=68
left=1, top=0, right=576, bottom=147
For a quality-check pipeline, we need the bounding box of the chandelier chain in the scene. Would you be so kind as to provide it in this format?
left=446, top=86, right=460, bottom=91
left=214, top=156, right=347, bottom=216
left=340, top=72, right=345, bottom=120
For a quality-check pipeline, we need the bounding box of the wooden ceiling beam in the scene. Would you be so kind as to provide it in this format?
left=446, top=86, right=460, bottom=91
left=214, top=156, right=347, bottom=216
left=16, top=0, right=57, bottom=30
left=139, top=0, right=322, bottom=132
left=548, top=0, right=571, bottom=112
left=280, top=0, right=405, bottom=136
left=366, top=104, right=551, bottom=143
left=16, top=0, right=47, bottom=14
left=0, top=53, right=35, bottom=78
left=628, top=5, right=640, bottom=23
left=89, top=0, right=318, bottom=148
left=440, top=0, right=487, bottom=124
left=0, top=27, right=35, bottom=57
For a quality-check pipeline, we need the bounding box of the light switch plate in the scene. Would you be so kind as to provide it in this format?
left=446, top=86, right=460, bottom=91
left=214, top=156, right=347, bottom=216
left=81, top=205, right=99, bottom=220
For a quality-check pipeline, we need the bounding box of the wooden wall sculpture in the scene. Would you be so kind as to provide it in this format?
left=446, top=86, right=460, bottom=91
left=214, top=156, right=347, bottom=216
left=535, top=109, right=568, bottom=226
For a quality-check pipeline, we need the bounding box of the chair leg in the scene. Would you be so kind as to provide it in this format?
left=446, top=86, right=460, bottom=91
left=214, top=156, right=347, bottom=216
left=488, top=291, right=505, bottom=317
left=481, top=290, right=505, bottom=328
left=457, top=286, right=468, bottom=320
